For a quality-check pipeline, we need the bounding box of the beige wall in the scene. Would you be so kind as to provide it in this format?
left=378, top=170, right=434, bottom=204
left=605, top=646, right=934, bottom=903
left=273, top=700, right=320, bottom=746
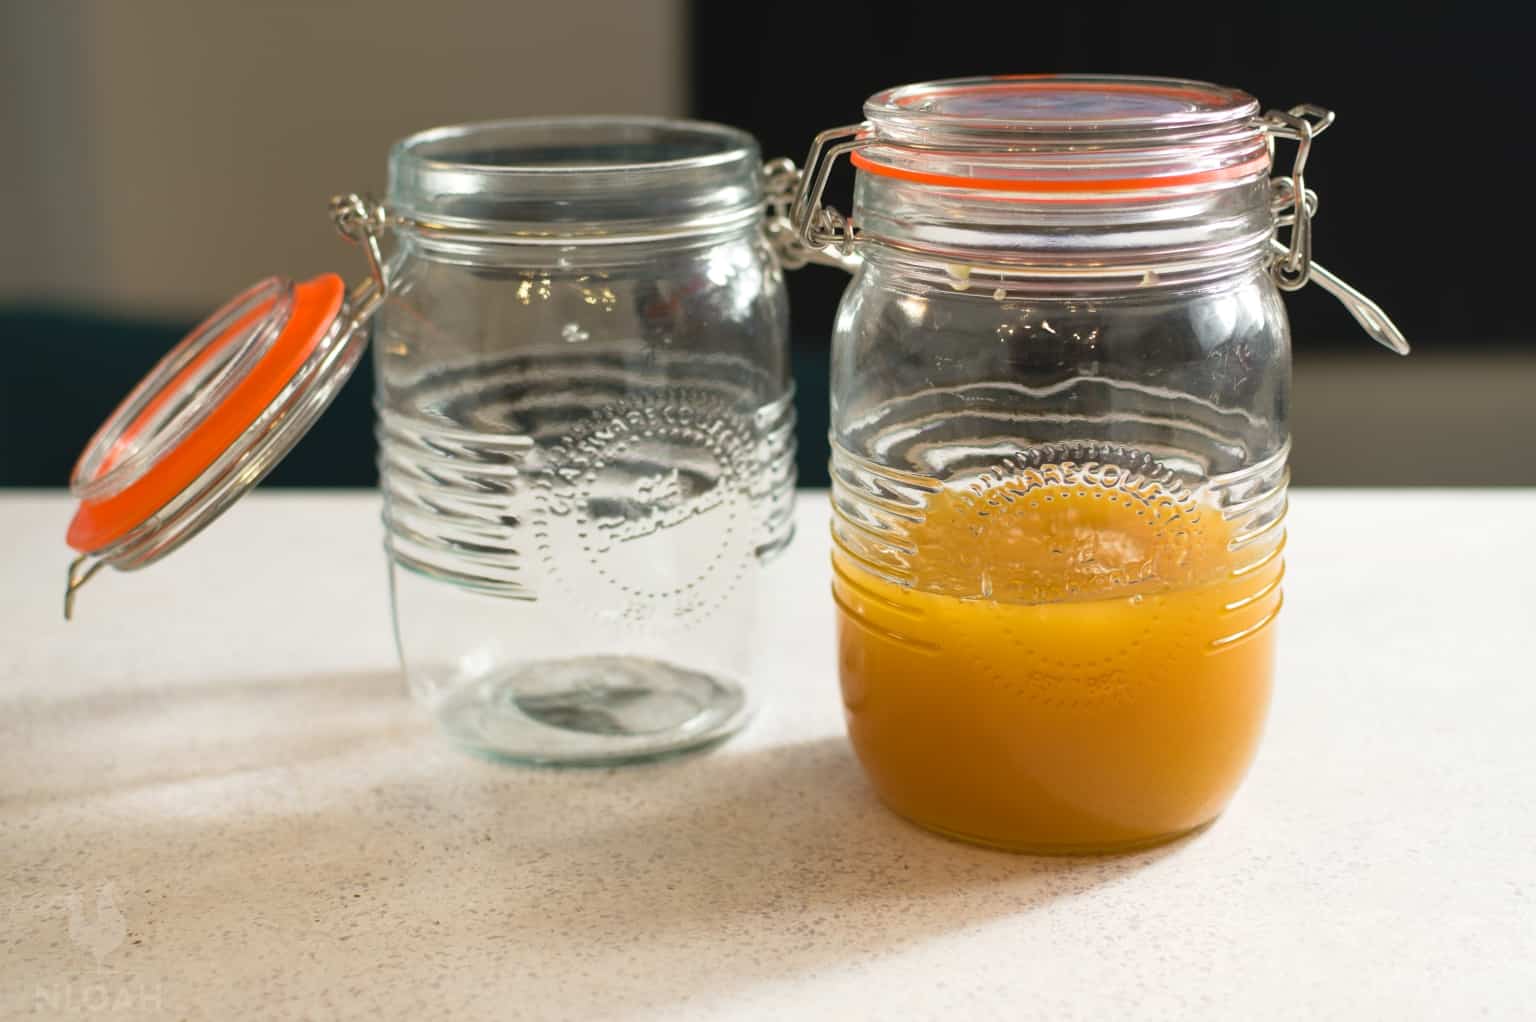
left=1291, top=351, right=1536, bottom=487
left=1, top=0, right=687, bottom=316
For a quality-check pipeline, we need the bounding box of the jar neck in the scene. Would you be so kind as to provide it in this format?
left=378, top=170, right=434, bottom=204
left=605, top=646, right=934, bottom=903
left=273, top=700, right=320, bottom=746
left=395, top=217, right=766, bottom=269
left=852, top=174, right=1274, bottom=287
left=855, top=244, right=1273, bottom=301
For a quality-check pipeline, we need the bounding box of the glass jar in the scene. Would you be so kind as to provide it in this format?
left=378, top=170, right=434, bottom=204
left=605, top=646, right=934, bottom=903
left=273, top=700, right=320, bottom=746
left=793, top=77, right=1407, bottom=853
left=374, top=119, right=794, bottom=763
left=63, top=117, right=796, bottom=766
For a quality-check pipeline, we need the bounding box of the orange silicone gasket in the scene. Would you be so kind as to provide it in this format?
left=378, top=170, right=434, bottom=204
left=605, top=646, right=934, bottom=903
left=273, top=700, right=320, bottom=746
left=849, top=149, right=1270, bottom=197
left=67, top=273, right=346, bottom=553
left=93, top=292, right=282, bottom=478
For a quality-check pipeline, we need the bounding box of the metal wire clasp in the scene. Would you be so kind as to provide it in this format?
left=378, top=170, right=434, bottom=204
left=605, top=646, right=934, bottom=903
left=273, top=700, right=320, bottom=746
left=1261, top=105, right=1332, bottom=291
left=328, top=193, right=392, bottom=324
left=775, top=123, right=874, bottom=267
left=761, top=136, right=866, bottom=273
left=1261, top=107, right=1409, bottom=354
left=761, top=158, right=810, bottom=270
left=62, top=554, right=105, bottom=621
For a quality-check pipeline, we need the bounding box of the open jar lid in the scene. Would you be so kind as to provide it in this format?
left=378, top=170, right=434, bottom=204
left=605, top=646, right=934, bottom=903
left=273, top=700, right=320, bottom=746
left=64, top=274, right=369, bottom=614
left=851, top=75, right=1271, bottom=197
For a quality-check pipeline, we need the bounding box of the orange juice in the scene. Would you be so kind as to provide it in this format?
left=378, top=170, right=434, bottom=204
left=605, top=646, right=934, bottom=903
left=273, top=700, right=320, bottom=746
left=833, top=470, right=1283, bottom=853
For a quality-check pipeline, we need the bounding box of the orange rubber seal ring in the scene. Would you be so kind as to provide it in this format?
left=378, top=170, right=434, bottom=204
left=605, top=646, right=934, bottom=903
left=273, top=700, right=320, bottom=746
left=67, top=273, right=346, bottom=553
left=849, top=150, right=1269, bottom=197
left=94, top=294, right=281, bottom=477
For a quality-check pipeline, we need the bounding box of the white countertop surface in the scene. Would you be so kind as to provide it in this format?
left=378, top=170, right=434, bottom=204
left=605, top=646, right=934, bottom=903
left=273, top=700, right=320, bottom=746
left=4, top=489, right=1534, bottom=1020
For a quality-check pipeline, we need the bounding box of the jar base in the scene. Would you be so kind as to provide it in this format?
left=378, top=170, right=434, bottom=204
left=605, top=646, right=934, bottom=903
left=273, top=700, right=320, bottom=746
left=885, top=805, right=1219, bottom=857
left=434, top=655, right=749, bottom=766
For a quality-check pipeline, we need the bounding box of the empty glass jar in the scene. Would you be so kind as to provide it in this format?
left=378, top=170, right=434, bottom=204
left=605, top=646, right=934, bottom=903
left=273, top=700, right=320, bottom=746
left=372, top=119, right=794, bottom=763
left=793, top=76, right=1407, bottom=852
left=63, top=117, right=796, bottom=766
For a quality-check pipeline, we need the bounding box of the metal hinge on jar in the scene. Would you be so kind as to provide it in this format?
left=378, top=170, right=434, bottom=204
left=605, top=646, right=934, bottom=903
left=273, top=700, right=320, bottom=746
left=761, top=149, right=863, bottom=272
left=329, top=193, right=393, bottom=314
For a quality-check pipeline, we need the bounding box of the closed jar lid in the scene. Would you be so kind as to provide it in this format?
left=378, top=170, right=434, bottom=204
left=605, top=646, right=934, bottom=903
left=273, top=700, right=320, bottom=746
left=788, top=75, right=1410, bottom=354
left=852, top=75, right=1270, bottom=199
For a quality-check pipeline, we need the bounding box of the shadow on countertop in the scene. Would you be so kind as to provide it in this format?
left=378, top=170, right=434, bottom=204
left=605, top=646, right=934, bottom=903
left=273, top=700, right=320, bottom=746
left=4, top=664, right=1194, bottom=1015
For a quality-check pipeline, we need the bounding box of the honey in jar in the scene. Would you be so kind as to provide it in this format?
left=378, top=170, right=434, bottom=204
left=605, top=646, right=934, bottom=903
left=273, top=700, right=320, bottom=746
left=833, top=464, right=1283, bottom=853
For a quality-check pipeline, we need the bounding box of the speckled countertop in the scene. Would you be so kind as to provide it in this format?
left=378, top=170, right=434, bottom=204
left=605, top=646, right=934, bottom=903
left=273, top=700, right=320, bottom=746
left=4, top=491, right=1534, bottom=1020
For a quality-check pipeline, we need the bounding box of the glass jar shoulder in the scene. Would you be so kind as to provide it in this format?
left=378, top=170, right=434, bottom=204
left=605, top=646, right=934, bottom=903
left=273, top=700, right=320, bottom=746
left=376, top=230, right=787, bottom=390
left=831, top=256, right=1290, bottom=479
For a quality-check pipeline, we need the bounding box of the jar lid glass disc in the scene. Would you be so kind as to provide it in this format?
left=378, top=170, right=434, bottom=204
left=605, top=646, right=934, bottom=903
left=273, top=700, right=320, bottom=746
left=856, top=75, right=1268, bottom=196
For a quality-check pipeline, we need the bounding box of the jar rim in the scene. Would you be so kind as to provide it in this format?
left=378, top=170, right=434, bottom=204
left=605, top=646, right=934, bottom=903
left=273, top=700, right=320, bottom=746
left=394, top=116, right=759, bottom=177
left=387, top=116, right=764, bottom=240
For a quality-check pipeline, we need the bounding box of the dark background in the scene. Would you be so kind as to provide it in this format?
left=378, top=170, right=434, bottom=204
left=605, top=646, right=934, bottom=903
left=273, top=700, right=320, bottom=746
left=696, top=4, right=1528, bottom=357
left=2, top=5, right=1529, bottom=489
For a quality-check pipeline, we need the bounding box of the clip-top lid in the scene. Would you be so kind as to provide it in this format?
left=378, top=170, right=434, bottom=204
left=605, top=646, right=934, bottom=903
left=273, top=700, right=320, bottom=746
left=64, top=273, right=366, bottom=616
left=789, top=75, right=1412, bottom=355
left=852, top=75, right=1270, bottom=197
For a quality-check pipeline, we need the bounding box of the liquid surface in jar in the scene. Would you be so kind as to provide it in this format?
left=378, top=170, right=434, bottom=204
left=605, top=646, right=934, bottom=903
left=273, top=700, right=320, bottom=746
left=833, top=472, right=1283, bottom=854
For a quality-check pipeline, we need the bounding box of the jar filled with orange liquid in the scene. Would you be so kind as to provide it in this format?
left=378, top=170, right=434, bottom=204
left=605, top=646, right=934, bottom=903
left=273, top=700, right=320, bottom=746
left=788, top=77, right=1408, bottom=853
